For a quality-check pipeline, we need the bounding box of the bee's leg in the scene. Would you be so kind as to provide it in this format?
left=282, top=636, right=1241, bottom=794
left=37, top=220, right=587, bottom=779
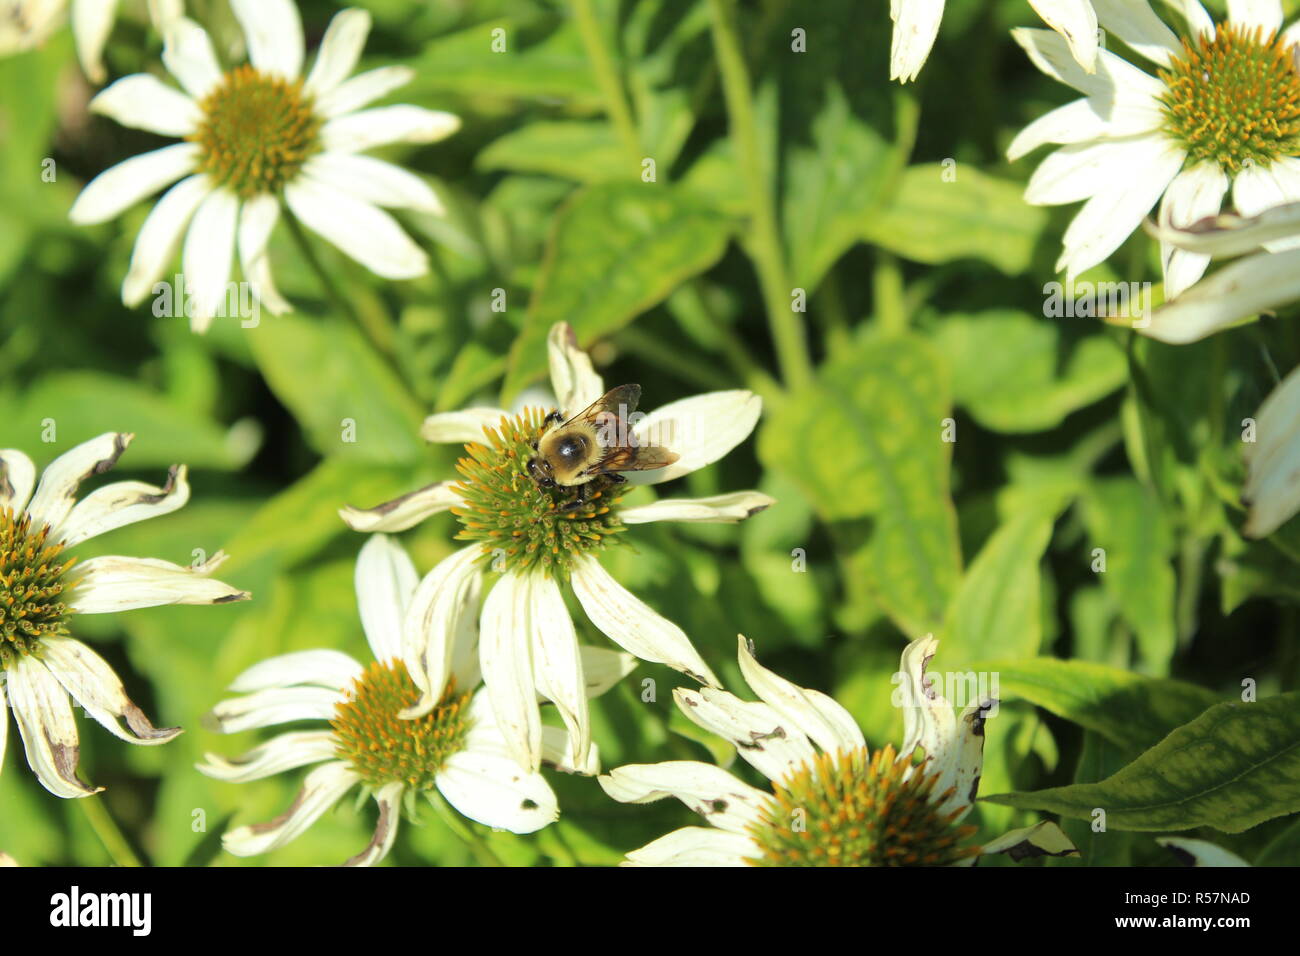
left=607, top=473, right=627, bottom=485
left=559, top=484, right=591, bottom=514
left=543, top=410, right=564, bottom=427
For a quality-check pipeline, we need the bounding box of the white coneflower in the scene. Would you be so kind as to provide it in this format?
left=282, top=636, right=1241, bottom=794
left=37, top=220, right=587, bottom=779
left=199, top=534, right=632, bottom=866
left=891, top=0, right=1098, bottom=82
left=0, top=0, right=181, bottom=83
left=599, top=635, right=1078, bottom=866
left=339, top=322, right=771, bottom=775
left=68, top=0, right=458, bottom=331
left=1010, top=0, right=1300, bottom=297
left=0, top=432, right=247, bottom=798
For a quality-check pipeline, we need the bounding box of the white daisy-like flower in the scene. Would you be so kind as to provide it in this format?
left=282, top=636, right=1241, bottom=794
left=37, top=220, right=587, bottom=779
left=339, top=322, right=772, bottom=775
left=0, top=0, right=181, bottom=83
left=1009, top=0, right=1300, bottom=297
left=68, top=0, right=459, bottom=332
left=890, top=0, right=1097, bottom=83
left=198, top=534, right=633, bottom=866
left=599, top=635, right=1078, bottom=866
left=0, top=432, right=248, bottom=798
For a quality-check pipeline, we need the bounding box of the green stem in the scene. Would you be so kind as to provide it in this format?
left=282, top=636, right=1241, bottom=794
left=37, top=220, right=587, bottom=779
left=571, top=0, right=642, bottom=168
left=707, top=0, right=814, bottom=391
left=427, top=791, right=505, bottom=866
left=873, top=251, right=908, bottom=335
left=80, top=797, right=142, bottom=868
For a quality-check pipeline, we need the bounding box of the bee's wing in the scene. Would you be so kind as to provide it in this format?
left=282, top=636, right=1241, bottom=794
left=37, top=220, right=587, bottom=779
left=594, top=444, right=680, bottom=474
left=562, top=384, right=641, bottom=429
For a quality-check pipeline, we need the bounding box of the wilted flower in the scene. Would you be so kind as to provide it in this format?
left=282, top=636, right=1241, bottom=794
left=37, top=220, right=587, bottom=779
left=69, top=0, right=458, bottom=331
left=599, top=635, right=1078, bottom=866
left=0, top=432, right=247, bottom=797
left=0, top=0, right=181, bottom=83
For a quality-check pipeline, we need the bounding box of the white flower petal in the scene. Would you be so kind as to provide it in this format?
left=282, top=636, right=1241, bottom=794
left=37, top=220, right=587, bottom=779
left=1234, top=162, right=1290, bottom=219
left=6, top=656, right=99, bottom=798
left=0, top=449, right=36, bottom=512
left=68, top=552, right=250, bottom=614
left=598, top=761, right=768, bottom=833
left=355, top=534, right=418, bottom=664
left=284, top=177, right=428, bottom=280
left=541, top=724, right=600, bottom=775
left=1244, top=364, right=1300, bottom=537
left=314, top=65, right=415, bottom=118
left=939, top=698, right=995, bottom=821
left=420, top=408, right=509, bottom=444
left=622, top=826, right=757, bottom=866
left=344, top=781, right=403, bottom=866
left=58, top=464, right=190, bottom=548
left=69, top=142, right=200, bottom=226
left=122, top=174, right=212, bottom=307
left=182, top=187, right=240, bottom=333
left=26, top=432, right=131, bottom=533
left=303, top=153, right=444, bottom=215
left=90, top=73, right=201, bottom=136
left=1090, top=0, right=1182, bottom=67
left=898, top=635, right=958, bottom=774
left=627, top=390, right=761, bottom=486
left=570, top=557, right=718, bottom=686
left=339, top=482, right=462, bottom=533
left=1007, top=99, right=1117, bottom=162
left=71, top=0, right=117, bottom=83
left=546, top=322, right=604, bottom=418
left=162, top=18, right=222, bottom=100
left=620, top=491, right=775, bottom=525
left=1026, top=136, right=1166, bottom=207
left=1158, top=837, right=1252, bottom=867
left=479, top=573, right=543, bottom=771
left=208, top=686, right=341, bottom=734
left=304, top=8, right=371, bottom=97
left=237, top=193, right=292, bottom=315
left=1154, top=201, right=1300, bottom=256
left=436, top=750, right=559, bottom=833
left=673, top=686, right=817, bottom=783
left=320, top=105, right=461, bottom=153
left=1227, top=0, right=1282, bottom=34
left=398, top=545, right=482, bottom=719
left=578, top=645, right=637, bottom=699
left=736, top=636, right=866, bottom=756
left=1028, top=0, right=1099, bottom=72
left=228, top=649, right=364, bottom=693
left=530, top=575, right=590, bottom=769
left=889, top=0, right=944, bottom=83
left=1179, top=0, right=1215, bottom=38
left=222, top=760, right=359, bottom=856
left=1159, top=162, right=1228, bottom=298
left=230, top=0, right=303, bottom=80
left=1012, top=27, right=1165, bottom=103
left=41, top=636, right=181, bottom=745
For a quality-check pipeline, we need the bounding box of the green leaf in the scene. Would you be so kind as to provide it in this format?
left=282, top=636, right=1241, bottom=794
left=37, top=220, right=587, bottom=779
left=1063, top=732, right=1135, bottom=866
left=933, top=310, right=1127, bottom=433
left=478, top=122, right=629, bottom=183
left=248, top=313, right=425, bottom=463
left=760, top=332, right=961, bottom=635
left=503, top=183, right=731, bottom=399
left=985, top=693, right=1300, bottom=833
left=864, top=164, right=1049, bottom=275
left=972, top=657, right=1219, bottom=754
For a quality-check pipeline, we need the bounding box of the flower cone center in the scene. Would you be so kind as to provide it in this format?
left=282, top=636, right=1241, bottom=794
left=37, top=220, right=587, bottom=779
left=190, top=64, right=321, bottom=198
left=0, top=507, right=74, bottom=669
left=1160, top=25, right=1300, bottom=172
left=451, top=409, right=627, bottom=580
left=746, top=745, right=981, bottom=867
left=331, top=660, right=471, bottom=791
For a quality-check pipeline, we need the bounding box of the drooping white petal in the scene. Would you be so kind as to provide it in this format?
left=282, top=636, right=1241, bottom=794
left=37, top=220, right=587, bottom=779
left=313, top=65, right=415, bottom=119
left=68, top=552, right=250, bottom=614
left=530, top=574, right=590, bottom=769
left=230, top=0, right=304, bottom=80
left=673, top=686, right=817, bottom=783
left=621, top=826, right=757, bottom=866
left=222, top=760, right=359, bottom=856
left=1028, top=0, right=1099, bottom=72
left=980, top=821, right=1078, bottom=860
left=897, top=636, right=958, bottom=773
left=26, top=432, right=131, bottom=533
left=578, top=645, right=637, bottom=699
left=620, top=491, right=775, bottom=525
left=436, top=750, right=559, bottom=833
left=182, top=187, right=240, bottom=334
left=0, top=449, right=36, bottom=512
left=889, top=0, right=944, bottom=83
left=344, top=781, right=403, bottom=866
left=69, top=143, right=200, bottom=226
left=547, top=322, right=604, bottom=418
left=541, top=724, right=600, bottom=775
left=1152, top=201, right=1300, bottom=256
left=6, top=656, right=99, bottom=798
left=936, top=698, right=995, bottom=821
left=1159, top=162, right=1229, bottom=298
left=40, top=636, right=181, bottom=745
left=237, top=193, right=292, bottom=316
left=1234, top=162, right=1290, bottom=219
left=420, top=408, right=509, bottom=444
left=71, top=0, right=118, bottom=84
left=1012, top=27, right=1166, bottom=103
left=304, top=8, right=371, bottom=97
left=57, top=464, right=190, bottom=547
left=122, top=174, right=212, bottom=307
left=1089, top=0, right=1182, bottom=66
left=1244, top=364, right=1300, bottom=537
left=162, top=18, right=223, bottom=101
left=355, top=534, right=418, bottom=665
left=207, top=686, right=342, bottom=734
left=627, top=390, right=761, bottom=485
left=1157, top=837, right=1252, bottom=867
left=1227, top=0, right=1282, bottom=34
left=736, top=635, right=866, bottom=756
left=284, top=177, right=428, bottom=280
left=228, top=649, right=364, bottom=693
left=598, top=761, right=768, bottom=833
left=302, top=153, right=444, bottom=215
left=90, top=74, right=201, bottom=136
left=339, top=482, right=462, bottom=533
left=478, top=573, right=542, bottom=771
left=570, top=557, right=719, bottom=686
left=398, top=545, right=482, bottom=719
left=320, top=105, right=461, bottom=153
